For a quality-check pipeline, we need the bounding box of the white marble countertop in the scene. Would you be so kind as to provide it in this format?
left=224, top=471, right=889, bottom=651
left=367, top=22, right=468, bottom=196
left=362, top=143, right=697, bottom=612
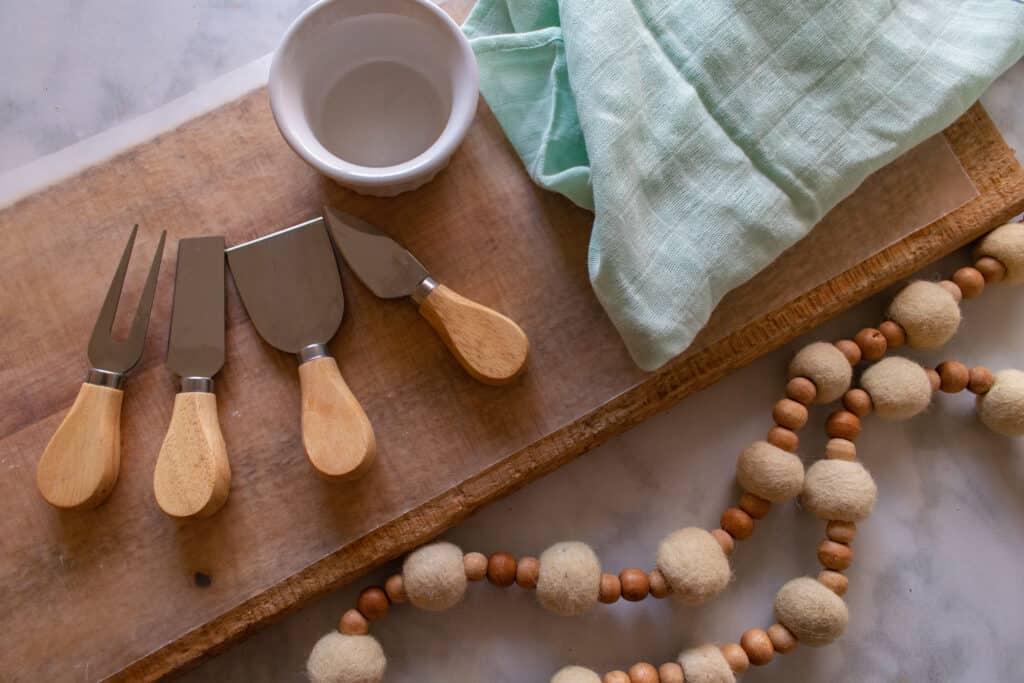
left=2, top=3, right=1022, bottom=681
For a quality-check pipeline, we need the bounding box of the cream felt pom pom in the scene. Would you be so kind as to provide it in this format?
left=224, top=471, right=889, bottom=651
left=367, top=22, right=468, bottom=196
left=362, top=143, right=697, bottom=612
left=974, top=222, right=1024, bottom=283
left=774, top=577, right=848, bottom=647
left=307, top=632, right=386, bottom=683
left=551, top=665, right=602, bottom=683
left=536, top=541, right=602, bottom=616
left=788, top=341, right=852, bottom=403
left=886, top=280, right=960, bottom=348
left=736, top=440, right=804, bottom=502
left=402, top=541, right=467, bottom=611
left=677, top=644, right=735, bottom=683
left=656, top=527, right=730, bottom=605
left=977, top=369, right=1024, bottom=435
left=860, top=356, right=932, bottom=420
left=802, top=459, right=877, bottom=522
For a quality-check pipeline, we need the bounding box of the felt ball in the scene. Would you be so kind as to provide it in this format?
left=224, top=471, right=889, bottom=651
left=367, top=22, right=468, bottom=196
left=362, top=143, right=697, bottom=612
left=656, top=528, right=730, bottom=605
left=773, top=577, right=848, bottom=647
left=886, top=280, right=960, bottom=348
left=976, top=369, right=1024, bottom=435
left=788, top=342, right=852, bottom=403
left=736, top=440, right=805, bottom=502
left=859, top=356, right=932, bottom=420
left=974, top=222, right=1024, bottom=283
left=677, top=644, right=735, bottom=683
left=550, top=665, right=602, bottom=683
left=401, top=541, right=467, bottom=611
left=802, top=460, right=877, bottom=522
left=307, top=632, right=386, bottom=683
left=536, top=541, right=601, bottom=616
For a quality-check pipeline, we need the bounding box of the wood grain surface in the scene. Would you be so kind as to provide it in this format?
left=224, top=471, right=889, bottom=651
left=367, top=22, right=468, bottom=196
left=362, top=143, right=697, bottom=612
left=1, top=11, right=1023, bottom=682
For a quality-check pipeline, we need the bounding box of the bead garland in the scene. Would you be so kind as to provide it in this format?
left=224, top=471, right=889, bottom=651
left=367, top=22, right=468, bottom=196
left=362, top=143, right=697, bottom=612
left=305, top=222, right=1024, bottom=683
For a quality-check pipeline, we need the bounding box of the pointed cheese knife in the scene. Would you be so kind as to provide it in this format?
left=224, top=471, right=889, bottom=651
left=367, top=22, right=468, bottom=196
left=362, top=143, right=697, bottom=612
left=323, top=207, right=529, bottom=385
left=153, top=236, right=231, bottom=518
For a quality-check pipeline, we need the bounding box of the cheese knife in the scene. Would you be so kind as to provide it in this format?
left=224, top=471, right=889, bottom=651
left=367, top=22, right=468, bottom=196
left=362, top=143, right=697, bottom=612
left=153, top=236, right=231, bottom=518
left=323, top=207, right=529, bottom=384
left=226, top=217, right=376, bottom=480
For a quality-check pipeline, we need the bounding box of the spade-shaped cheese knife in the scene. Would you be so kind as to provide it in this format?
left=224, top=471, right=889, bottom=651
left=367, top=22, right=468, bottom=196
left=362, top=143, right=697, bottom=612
left=37, top=226, right=166, bottom=509
left=153, top=236, right=231, bottom=518
left=323, top=207, right=529, bottom=384
left=226, top=217, right=376, bottom=480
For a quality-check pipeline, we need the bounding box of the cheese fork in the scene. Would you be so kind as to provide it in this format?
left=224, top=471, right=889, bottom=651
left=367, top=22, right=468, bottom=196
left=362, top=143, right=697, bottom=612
left=37, top=226, right=166, bottom=510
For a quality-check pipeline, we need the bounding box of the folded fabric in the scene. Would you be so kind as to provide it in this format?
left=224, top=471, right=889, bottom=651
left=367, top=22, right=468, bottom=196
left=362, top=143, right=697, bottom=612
left=463, top=0, right=1024, bottom=370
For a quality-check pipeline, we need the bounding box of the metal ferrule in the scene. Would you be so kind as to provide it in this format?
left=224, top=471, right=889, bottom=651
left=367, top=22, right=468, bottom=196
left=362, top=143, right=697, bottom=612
left=85, top=368, right=125, bottom=389
left=298, top=343, right=330, bottom=365
left=411, top=276, right=438, bottom=305
left=179, top=377, right=214, bottom=393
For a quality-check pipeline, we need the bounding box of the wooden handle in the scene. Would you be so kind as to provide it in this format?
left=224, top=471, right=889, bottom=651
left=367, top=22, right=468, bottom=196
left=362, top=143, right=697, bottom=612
left=37, top=382, right=123, bottom=510
left=298, top=356, right=376, bottom=480
left=153, top=392, right=231, bottom=518
left=419, top=284, right=529, bottom=385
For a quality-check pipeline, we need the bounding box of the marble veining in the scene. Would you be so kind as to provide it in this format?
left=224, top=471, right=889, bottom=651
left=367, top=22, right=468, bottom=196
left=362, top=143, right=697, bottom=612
left=0, top=2, right=1021, bottom=681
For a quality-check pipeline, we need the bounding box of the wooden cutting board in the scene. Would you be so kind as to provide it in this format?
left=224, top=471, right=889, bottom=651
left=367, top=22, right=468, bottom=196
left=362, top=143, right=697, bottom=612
left=2, top=9, right=1023, bottom=681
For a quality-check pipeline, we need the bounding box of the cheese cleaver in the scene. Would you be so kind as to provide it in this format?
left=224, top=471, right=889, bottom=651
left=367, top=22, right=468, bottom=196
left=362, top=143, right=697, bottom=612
left=154, top=236, right=231, bottom=518
left=226, top=217, right=376, bottom=480
left=323, top=207, right=529, bottom=384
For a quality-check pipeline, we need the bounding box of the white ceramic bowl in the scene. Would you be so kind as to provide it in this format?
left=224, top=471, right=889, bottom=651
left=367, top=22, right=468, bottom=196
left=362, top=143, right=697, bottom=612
left=269, top=0, right=479, bottom=197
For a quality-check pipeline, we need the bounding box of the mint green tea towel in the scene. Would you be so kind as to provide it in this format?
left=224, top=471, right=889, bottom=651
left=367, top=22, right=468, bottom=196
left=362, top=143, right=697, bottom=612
left=463, top=0, right=1024, bottom=370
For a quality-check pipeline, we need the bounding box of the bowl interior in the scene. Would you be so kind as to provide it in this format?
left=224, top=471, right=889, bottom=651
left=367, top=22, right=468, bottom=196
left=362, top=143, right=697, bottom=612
left=272, top=0, right=476, bottom=179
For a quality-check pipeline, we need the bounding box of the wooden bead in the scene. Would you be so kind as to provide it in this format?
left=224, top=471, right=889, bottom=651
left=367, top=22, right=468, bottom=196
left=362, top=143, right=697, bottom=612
left=720, top=507, right=754, bottom=540
left=786, top=377, right=817, bottom=404
left=975, top=255, right=1006, bottom=283
left=826, top=520, right=857, bottom=544
left=953, top=267, right=985, bottom=298
left=825, top=438, right=857, bottom=461
left=384, top=574, right=407, bottom=603
left=357, top=586, right=390, bottom=621
left=926, top=368, right=941, bottom=392
left=854, top=328, right=887, bottom=362
left=834, top=339, right=861, bottom=365
left=604, top=671, right=631, bottom=683
left=619, top=568, right=650, bottom=602
left=938, top=279, right=963, bottom=302
left=711, top=528, right=735, bottom=555
left=739, top=492, right=771, bottom=520
left=818, top=569, right=849, bottom=596
left=842, top=389, right=873, bottom=417
left=658, top=662, right=685, bottom=683
left=720, top=643, right=749, bottom=673
left=599, top=572, right=622, bottom=603
left=968, top=366, right=995, bottom=394
left=648, top=569, right=670, bottom=598
left=773, top=398, right=808, bottom=430
left=740, top=628, right=775, bottom=666
left=879, top=320, right=906, bottom=348
left=767, top=426, right=799, bottom=452
left=516, top=556, right=540, bottom=589
left=464, top=552, right=488, bottom=581
left=487, top=552, right=517, bottom=587
left=627, top=663, right=659, bottom=683
left=825, top=410, right=861, bottom=440
left=767, top=623, right=798, bottom=654
left=938, top=361, right=970, bottom=393
left=339, top=608, right=369, bottom=635
left=817, top=540, right=853, bottom=571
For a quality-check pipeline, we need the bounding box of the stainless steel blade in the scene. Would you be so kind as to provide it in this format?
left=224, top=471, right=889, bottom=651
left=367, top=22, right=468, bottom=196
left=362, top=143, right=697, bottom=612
left=166, top=236, right=226, bottom=378
left=226, top=217, right=345, bottom=354
left=323, top=206, right=430, bottom=299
